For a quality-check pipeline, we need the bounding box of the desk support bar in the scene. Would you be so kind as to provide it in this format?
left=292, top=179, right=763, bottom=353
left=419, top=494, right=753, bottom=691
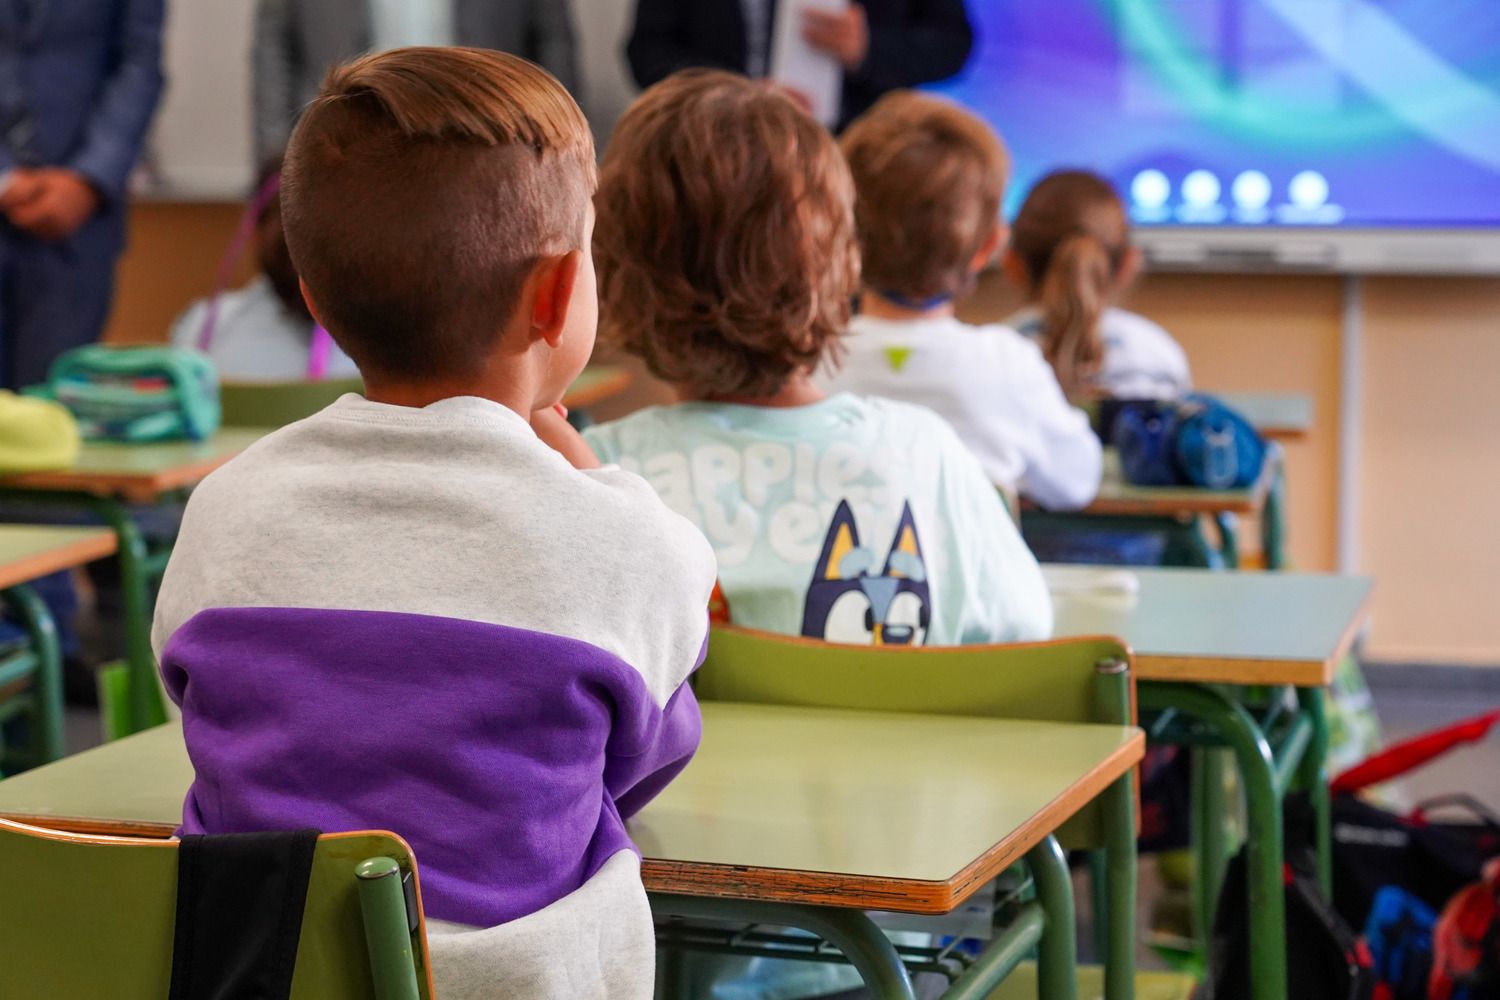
left=1027, top=835, right=1079, bottom=1000
left=0, top=489, right=168, bottom=733
left=1140, top=682, right=1287, bottom=1000
left=1093, top=657, right=1138, bottom=1000
left=1295, top=688, right=1332, bottom=896
left=649, top=894, right=917, bottom=1000
left=941, top=903, right=1043, bottom=1000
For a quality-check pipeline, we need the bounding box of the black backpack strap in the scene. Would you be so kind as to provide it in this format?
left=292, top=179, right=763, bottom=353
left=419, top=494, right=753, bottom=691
left=168, top=828, right=321, bottom=1000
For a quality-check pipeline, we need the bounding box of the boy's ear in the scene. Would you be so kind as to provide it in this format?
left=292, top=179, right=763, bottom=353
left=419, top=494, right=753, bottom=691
left=530, top=251, right=582, bottom=348
left=298, top=277, right=324, bottom=327
left=970, top=224, right=1006, bottom=273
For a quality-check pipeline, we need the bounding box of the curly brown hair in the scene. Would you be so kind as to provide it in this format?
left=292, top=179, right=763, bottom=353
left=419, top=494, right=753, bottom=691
left=840, top=90, right=1009, bottom=304
left=594, top=70, right=860, bottom=399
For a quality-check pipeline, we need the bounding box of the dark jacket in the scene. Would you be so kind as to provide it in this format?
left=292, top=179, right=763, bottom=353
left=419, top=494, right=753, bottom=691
left=0, top=0, right=165, bottom=245
left=625, top=0, right=972, bottom=128
left=253, top=0, right=581, bottom=162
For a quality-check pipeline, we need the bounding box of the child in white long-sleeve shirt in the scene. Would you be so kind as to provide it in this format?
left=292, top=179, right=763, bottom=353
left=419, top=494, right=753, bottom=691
left=818, top=91, right=1102, bottom=511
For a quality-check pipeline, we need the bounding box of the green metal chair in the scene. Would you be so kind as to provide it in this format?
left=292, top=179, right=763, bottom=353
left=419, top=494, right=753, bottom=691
left=692, top=627, right=1149, bottom=1000
left=0, top=817, right=433, bottom=998
left=219, top=377, right=364, bottom=428
left=0, top=584, right=65, bottom=773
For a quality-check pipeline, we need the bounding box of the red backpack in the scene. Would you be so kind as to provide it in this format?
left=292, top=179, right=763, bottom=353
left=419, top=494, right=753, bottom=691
left=1430, top=858, right=1500, bottom=1000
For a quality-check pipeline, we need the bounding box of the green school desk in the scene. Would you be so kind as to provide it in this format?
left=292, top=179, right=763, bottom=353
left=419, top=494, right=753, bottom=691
left=0, top=705, right=1145, bottom=1000
left=563, top=365, right=633, bottom=410
left=0, top=429, right=270, bottom=734
left=0, top=526, right=118, bottom=770
left=1216, top=393, right=1313, bottom=442
left=1046, top=566, right=1373, bottom=1000
left=1023, top=447, right=1287, bottom=569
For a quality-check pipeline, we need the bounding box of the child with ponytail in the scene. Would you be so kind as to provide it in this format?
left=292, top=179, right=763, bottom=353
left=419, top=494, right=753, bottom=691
left=1005, top=170, right=1190, bottom=402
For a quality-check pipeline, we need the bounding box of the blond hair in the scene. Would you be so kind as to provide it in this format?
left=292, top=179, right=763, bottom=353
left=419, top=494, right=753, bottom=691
left=282, top=47, right=596, bottom=380
left=593, top=70, right=859, bottom=399
left=1010, top=170, right=1130, bottom=400
left=840, top=90, right=1009, bottom=303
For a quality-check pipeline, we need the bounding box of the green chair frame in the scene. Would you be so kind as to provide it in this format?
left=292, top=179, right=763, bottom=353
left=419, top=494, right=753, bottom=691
left=219, top=377, right=365, bottom=429
left=0, top=817, right=433, bottom=999
left=672, top=626, right=1140, bottom=1000
left=0, top=584, right=65, bottom=773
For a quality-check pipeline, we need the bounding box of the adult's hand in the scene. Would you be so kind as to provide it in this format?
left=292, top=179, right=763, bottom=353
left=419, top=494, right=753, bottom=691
left=802, top=4, right=869, bottom=70
left=1, top=168, right=101, bottom=241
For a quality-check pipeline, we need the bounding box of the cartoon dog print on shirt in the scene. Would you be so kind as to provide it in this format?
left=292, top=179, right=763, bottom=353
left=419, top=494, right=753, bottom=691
left=800, top=499, right=931, bottom=646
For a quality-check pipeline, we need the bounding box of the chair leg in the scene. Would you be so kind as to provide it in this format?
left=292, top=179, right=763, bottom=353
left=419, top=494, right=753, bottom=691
left=89, top=498, right=167, bottom=735
left=5, top=584, right=63, bottom=766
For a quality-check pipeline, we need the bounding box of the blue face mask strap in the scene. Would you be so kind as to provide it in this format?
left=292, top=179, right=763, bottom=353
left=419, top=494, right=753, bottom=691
left=876, top=289, right=954, bottom=312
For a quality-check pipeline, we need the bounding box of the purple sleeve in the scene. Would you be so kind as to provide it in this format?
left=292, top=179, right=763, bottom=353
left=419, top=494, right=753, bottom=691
left=605, top=627, right=708, bottom=820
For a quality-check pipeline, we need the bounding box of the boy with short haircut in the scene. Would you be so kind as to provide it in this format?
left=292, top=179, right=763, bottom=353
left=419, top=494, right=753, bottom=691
left=820, top=91, right=1103, bottom=512
left=153, top=48, right=714, bottom=1000
left=587, top=70, right=1049, bottom=652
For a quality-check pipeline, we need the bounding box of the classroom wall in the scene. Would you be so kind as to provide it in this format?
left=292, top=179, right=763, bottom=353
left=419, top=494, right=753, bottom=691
left=966, top=270, right=1500, bottom=667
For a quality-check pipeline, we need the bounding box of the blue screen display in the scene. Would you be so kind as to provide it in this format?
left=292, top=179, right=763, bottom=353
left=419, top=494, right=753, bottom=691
left=928, top=1, right=1500, bottom=229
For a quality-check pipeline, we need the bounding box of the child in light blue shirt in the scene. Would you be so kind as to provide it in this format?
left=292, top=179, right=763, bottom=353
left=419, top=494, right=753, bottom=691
left=587, top=393, right=1051, bottom=646
left=585, top=70, right=1050, bottom=1000
left=584, top=70, right=1051, bottom=655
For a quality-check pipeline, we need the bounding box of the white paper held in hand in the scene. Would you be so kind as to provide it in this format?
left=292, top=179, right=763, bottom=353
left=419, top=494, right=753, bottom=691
left=769, top=0, right=847, bottom=127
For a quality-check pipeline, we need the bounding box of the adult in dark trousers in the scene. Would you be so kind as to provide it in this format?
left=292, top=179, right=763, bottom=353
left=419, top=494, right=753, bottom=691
left=253, top=0, right=581, bottom=163
left=625, top=0, right=972, bottom=130
left=0, top=0, right=165, bottom=389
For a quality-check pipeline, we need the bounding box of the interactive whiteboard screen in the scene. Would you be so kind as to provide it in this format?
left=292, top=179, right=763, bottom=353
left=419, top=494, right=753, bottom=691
left=930, top=1, right=1500, bottom=273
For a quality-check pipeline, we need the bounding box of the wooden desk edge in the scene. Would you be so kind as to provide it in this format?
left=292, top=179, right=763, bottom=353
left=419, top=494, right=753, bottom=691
left=641, top=728, right=1145, bottom=914
left=1, top=452, right=235, bottom=502
left=0, top=812, right=176, bottom=839
left=0, top=531, right=118, bottom=591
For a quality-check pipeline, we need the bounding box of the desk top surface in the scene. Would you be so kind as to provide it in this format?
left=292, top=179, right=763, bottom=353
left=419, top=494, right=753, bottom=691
left=0, top=428, right=269, bottom=501
left=1046, top=565, right=1372, bottom=686
left=0, top=525, right=117, bottom=590
left=1073, top=449, right=1275, bottom=517
left=1217, top=392, right=1313, bottom=439
left=0, top=704, right=1142, bottom=914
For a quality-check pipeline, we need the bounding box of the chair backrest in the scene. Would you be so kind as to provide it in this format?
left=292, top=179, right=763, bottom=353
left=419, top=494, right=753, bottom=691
left=0, top=818, right=433, bottom=999
left=219, top=377, right=364, bottom=428
left=696, top=626, right=1135, bottom=849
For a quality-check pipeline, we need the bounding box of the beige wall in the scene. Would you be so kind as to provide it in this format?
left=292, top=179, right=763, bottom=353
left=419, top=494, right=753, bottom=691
left=1359, top=279, right=1500, bottom=665
left=103, top=202, right=1500, bottom=665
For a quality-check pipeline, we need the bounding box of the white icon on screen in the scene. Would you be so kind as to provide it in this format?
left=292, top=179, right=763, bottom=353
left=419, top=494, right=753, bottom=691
left=1182, top=170, right=1222, bottom=207
left=1232, top=171, right=1272, bottom=211
left=1289, top=171, right=1330, bottom=208
left=1131, top=169, right=1171, bottom=210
